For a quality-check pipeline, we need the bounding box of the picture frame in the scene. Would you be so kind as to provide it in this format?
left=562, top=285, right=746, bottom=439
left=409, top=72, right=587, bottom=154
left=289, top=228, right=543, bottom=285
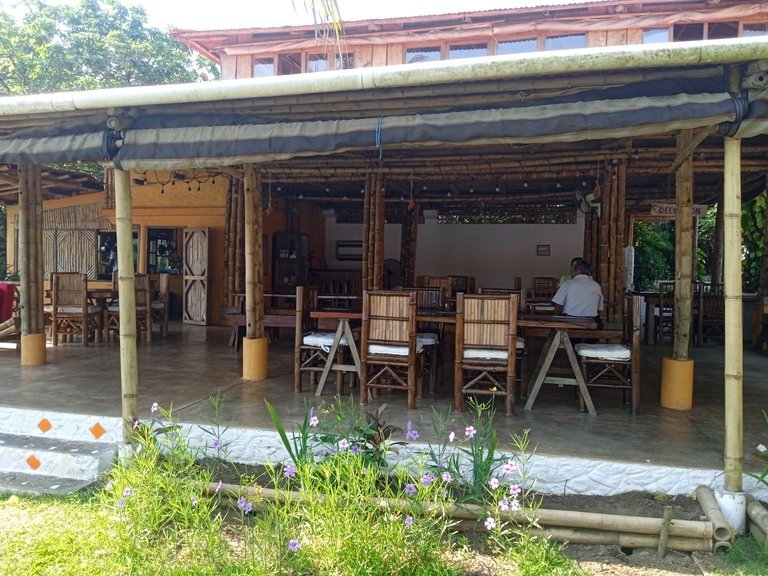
left=536, top=244, right=551, bottom=257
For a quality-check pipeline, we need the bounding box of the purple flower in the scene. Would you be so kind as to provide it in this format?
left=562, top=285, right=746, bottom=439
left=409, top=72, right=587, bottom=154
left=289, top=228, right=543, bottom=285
left=488, top=478, right=500, bottom=490
left=236, top=496, right=248, bottom=510
left=421, top=474, right=433, bottom=487
left=509, top=484, right=522, bottom=497
left=406, top=421, right=420, bottom=441
left=309, top=415, right=319, bottom=427
left=405, top=515, right=414, bottom=527
left=191, top=496, right=198, bottom=506
left=150, top=402, right=159, bottom=414
left=404, top=483, right=417, bottom=496
left=123, top=487, right=133, bottom=497
left=118, top=498, right=125, bottom=507
left=284, top=464, right=296, bottom=478
left=441, top=471, right=453, bottom=483
left=288, top=539, right=301, bottom=553
left=210, top=438, right=221, bottom=450
left=510, top=499, right=521, bottom=511
left=502, top=459, right=517, bottom=475
left=499, top=498, right=510, bottom=511
left=350, top=444, right=360, bottom=455
left=244, top=501, right=253, bottom=514
left=484, top=517, right=497, bottom=531
left=338, top=438, right=350, bottom=450
left=465, top=426, right=476, bottom=439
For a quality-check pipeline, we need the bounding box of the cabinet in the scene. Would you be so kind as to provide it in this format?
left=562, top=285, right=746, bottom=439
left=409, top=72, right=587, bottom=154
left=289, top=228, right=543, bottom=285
left=272, top=233, right=309, bottom=294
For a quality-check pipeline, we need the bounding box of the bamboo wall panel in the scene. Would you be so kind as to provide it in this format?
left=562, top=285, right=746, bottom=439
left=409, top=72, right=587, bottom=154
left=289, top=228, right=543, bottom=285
left=355, top=45, right=374, bottom=68
left=42, top=228, right=98, bottom=278
left=371, top=44, right=388, bottom=67
left=607, top=30, right=628, bottom=46
left=183, top=228, right=209, bottom=325
left=43, top=203, right=112, bottom=230
left=587, top=31, right=607, bottom=47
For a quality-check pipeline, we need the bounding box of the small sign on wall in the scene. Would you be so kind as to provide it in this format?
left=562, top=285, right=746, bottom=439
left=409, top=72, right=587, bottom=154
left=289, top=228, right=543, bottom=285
left=536, top=244, right=550, bottom=256
left=651, top=203, right=708, bottom=218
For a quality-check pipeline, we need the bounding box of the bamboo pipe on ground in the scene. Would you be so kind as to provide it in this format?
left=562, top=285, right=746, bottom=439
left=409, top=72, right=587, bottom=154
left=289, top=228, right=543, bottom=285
left=695, top=485, right=734, bottom=544
left=207, top=482, right=715, bottom=541
left=748, top=520, right=768, bottom=548
left=746, top=495, right=768, bottom=536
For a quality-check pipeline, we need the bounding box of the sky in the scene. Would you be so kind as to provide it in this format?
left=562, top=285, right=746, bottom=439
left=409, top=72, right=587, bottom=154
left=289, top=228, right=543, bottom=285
left=1, top=0, right=583, bottom=30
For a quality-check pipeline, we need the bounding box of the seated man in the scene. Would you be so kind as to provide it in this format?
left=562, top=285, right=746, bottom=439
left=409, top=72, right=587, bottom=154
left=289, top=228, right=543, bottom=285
left=551, top=258, right=604, bottom=328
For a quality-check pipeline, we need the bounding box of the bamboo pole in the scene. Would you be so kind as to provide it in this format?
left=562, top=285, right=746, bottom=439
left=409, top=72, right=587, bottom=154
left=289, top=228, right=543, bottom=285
left=235, top=179, right=245, bottom=296
left=711, top=189, right=724, bottom=285
left=114, top=168, right=139, bottom=443
left=243, top=165, right=264, bottom=340
left=223, top=180, right=234, bottom=305
left=361, top=171, right=372, bottom=292
left=374, top=174, right=385, bottom=290
left=695, top=485, right=733, bottom=543
left=723, top=135, right=743, bottom=492
left=746, top=495, right=768, bottom=535
left=531, top=527, right=712, bottom=552
left=616, top=161, right=627, bottom=323
left=657, top=505, right=673, bottom=557
left=673, top=129, right=694, bottom=360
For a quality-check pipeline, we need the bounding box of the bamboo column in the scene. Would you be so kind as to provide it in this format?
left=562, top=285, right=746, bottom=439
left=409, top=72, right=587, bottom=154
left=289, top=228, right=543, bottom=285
left=615, top=161, right=627, bottom=322
left=234, top=178, right=245, bottom=296
left=673, top=129, right=694, bottom=359
left=242, top=164, right=268, bottom=381
left=373, top=174, right=385, bottom=290
left=18, top=162, right=46, bottom=365
left=223, top=179, right=234, bottom=305
left=361, top=171, right=373, bottom=291
left=723, top=135, right=743, bottom=492
left=113, top=168, right=139, bottom=442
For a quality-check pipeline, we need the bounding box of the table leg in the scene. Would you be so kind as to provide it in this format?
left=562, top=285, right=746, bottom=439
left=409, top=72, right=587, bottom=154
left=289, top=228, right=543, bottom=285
left=523, top=331, right=558, bottom=411
left=315, top=320, right=345, bottom=396
left=315, top=320, right=362, bottom=397
left=560, top=332, right=596, bottom=415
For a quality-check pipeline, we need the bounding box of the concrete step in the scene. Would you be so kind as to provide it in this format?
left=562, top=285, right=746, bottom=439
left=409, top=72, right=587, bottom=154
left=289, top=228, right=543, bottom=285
left=0, top=432, right=116, bottom=495
left=0, top=471, right=97, bottom=496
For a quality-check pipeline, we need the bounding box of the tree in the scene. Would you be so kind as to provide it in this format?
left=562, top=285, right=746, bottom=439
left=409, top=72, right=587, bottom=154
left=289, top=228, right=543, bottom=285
left=0, top=0, right=198, bottom=95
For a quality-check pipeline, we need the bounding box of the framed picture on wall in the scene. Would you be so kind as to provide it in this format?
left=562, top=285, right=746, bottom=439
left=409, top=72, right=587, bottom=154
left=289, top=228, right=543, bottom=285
left=336, top=241, right=363, bottom=261
left=536, top=244, right=550, bottom=257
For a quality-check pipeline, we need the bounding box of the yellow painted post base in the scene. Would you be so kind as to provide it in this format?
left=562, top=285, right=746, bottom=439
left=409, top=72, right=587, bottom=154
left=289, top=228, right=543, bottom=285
left=20, top=333, right=46, bottom=366
left=242, top=336, right=269, bottom=381
left=660, top=356, right=694, bottom=410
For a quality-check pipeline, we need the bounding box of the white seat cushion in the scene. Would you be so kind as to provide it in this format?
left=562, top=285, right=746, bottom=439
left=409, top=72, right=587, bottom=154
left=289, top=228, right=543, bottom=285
left=303, top=331, right=349, bottom=351
left=151, top=300, right=165, bottom=310
left=58, top=305, right=101, bottom=314
left=574, top=343, right=631, bottom=361
left=107, top=304, right=147, bottom=312
left=369, top=342, right=424, bottom=356
left=464, top=348, right=507, bottom=360
left=417, top=332, right=439, bottom=345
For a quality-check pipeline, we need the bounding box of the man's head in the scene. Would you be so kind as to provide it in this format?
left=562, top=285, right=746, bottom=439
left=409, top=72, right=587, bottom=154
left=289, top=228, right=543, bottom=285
left=571, top=258, right=591, bottom=277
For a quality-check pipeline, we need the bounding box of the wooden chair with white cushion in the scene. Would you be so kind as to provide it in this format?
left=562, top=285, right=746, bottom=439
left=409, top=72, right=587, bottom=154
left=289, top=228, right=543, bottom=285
left=151, top=273, right=170, bottom=337
left=50, top=272, right=101, bottom=346
left=454, top=292, right=521, bottom=416
left=575, top=294, right=641, bottom=415
left=105, top=273, right=153, bottom=343
left=360, top=290, right=424, bottom=409
left=294, top=285, right=351, bottom=394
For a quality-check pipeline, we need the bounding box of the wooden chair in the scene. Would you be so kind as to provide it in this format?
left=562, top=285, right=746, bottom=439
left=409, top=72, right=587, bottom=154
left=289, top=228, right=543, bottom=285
left=454, top=292, right=520, bottom=416
left=527, top=277, right=559, bottom=300
left=405, top=286, right=444, bottom=395
left=294, top=285, right=352, bottom=394
left=50, top=272, right=101, bottom=346
left=104, top=273, right=153, bottom=343
left=653, top=280, right=675, bottom=345
left=696, top=282, right=724, bottom=345
left=360, top=290, right=423, bottom=409
left=574, top=294, right=641, bottom=415
left=150, top=273, right=170, bottom=337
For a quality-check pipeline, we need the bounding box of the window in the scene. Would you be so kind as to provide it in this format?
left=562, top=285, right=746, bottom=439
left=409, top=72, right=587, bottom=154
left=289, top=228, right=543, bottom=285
left=253, top=57, right=275, bottom=77
left=278, top=53, right=301, bottom=75
left=405, top=46, right=441, bottom=64
left=496, top=38, right=537, bottom=55
left=545, top=34, right=586, bottom=51
left=673, top=23, right=704, bottom=42
left=449, top=43, right=487, bottom=59
left=334, top=53, right=355, bottom=70
left=643, top=28, right=669, bottom=44
left=308, top=53, right=329, bottom=73
left=742, top=23, right=768, bottom=37
left=708, top=21, right=738, bottom=40
left=147, top=228, right=181, bottom=275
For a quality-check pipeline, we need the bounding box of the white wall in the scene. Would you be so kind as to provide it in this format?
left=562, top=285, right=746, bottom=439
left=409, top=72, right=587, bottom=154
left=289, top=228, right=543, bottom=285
left=323, top=210, right=586, bottom=289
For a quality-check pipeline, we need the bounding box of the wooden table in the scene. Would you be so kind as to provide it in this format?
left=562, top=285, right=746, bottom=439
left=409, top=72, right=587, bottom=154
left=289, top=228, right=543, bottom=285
left=310, top=309, right=363, bottom=396
left=520, top=314, right=598, bottom=415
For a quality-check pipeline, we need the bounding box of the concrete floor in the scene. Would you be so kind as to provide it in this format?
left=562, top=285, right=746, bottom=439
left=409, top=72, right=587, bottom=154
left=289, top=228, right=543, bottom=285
left=2, top=322, right=767, bottom=478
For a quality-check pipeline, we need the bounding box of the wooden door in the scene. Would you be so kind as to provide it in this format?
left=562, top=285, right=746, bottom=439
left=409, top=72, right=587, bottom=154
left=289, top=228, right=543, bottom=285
left=183, top=228, right=209, bottom=325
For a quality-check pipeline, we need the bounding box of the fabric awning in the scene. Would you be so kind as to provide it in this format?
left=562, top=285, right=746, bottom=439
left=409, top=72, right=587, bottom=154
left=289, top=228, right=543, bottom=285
left=114, top=91, right=746, bottom=170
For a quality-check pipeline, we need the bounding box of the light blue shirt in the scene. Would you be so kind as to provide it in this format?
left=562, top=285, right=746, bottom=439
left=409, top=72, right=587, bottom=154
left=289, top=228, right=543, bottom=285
left=552, top=274, right=604, bottom=317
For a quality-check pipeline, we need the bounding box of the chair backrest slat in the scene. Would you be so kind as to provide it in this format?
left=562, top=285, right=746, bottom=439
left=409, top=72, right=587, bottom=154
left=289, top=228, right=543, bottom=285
left=364, top=290, right=416, bottom=347
left=457, top=293, right=519, bottom=352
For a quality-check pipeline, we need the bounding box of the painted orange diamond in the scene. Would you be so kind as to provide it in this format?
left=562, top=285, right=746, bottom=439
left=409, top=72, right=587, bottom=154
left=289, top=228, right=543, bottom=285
left=37, top=418, right=52, bottom=433
left=26, top=455, right=41, bottom=470
left=89, top=422, right=106, bottom=439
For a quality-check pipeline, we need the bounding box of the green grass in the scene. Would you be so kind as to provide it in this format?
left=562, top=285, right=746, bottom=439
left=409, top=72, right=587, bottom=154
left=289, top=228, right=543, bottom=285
left=712, top=534, right=768, bottom=576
